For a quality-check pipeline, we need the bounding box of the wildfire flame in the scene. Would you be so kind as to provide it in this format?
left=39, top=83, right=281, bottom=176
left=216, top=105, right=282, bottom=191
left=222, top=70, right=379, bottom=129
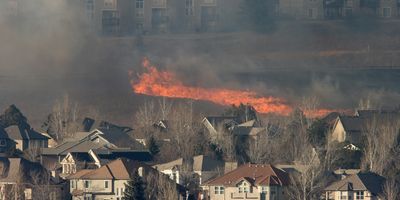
left=130, top=58, right=336, bottom=117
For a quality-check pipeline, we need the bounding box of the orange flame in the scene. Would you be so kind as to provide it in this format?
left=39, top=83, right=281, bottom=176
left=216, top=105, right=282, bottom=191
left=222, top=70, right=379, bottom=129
left=130, top=58, right=337, bottom=117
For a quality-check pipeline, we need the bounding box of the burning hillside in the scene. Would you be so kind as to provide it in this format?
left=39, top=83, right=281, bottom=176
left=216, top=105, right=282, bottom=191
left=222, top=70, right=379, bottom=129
left=130, top=58, right=336, bottom=117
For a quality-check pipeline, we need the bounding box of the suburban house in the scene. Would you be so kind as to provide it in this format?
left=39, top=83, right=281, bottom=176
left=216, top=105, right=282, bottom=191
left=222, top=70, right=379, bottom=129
left=154, top=155, right=225, bottom=185
left=202, top=163, right=290, bottom=200
left=40, top=128, right=149, bottom=179
left=59, top=148, right=152, bottom=179
left=324, top=172, right=386, bottom=200
left=4, top=124, right=49, bottom=152
left=0, top=157, right=68, bottom=200
left=330, top=110, right=400, bottom=144
left=202, top=116, right=239, bottom=136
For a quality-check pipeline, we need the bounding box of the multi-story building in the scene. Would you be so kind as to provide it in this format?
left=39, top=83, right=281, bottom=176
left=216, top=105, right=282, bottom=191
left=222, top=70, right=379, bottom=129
left=324, top=172, right=386, bottom=200
left=202, top=163, right=290, bottom=200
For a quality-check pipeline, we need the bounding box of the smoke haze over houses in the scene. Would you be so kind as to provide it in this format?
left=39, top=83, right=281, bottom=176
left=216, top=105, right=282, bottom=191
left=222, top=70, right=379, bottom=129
left=1, top=0, right=400, bottom=127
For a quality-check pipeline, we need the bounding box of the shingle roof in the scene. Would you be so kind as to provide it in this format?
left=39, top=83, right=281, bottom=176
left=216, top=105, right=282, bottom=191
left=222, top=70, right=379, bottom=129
left=204, top=163, right=289, bottom=187
left=154, top=155, right=224, bottom=172
left=5, top=125, right=49, bottom=140
left=325, top=172, right=386, bottom=195
left=95, top=128, right=143, bottom=149
left=41, top=140, right=108, bottom=155
left=66, top=158, right=146, bottom=180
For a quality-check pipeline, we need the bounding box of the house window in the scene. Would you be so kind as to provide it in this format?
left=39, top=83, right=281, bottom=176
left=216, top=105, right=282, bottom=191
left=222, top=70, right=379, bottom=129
left=261, top=186, right=268, bottom=193
left=84, top=180, right=91, bottom=188
left=136, top=0, right=144, bottom=17
left=383, top=7, right=391, bottom=18
left=356, top=191, right=364, bottom=199
left=185, top=0, right=194, bottom=16
left=238, top=181, right=250, bottom=193
left=214, top=186, right=224, bottom=194
left=172, top=172, right=177, bottom=181
left=105, top=181, right=109, bottom=189
left=85, top=0, right=95, bottom=21
left=71, top=180, right=75, bottom=189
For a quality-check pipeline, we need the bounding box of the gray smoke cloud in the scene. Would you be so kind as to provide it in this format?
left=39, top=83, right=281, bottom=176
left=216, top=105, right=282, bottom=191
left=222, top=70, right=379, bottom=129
left=0, top=0, right=399, bottom=127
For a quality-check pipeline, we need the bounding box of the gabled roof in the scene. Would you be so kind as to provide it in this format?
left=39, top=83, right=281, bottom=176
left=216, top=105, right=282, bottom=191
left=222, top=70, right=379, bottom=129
left=233, top=127, right=266, bottom=137
left=325, top=172, right=386, bottom=195
left=41, top=139, right=108, bottom=156
left=154, top=155, right=224, bottom=172
left=94, top=128, right=143, bottom=149
left=67, top=158, right=147, bottom=180
left=338, top=116, right=364, bottom=132
left=204, top=164, right=289, bottom=187
left=0, top=158, right=46, bottom=183
left=5, top=125, right=49, bottom=140
left=238, top=120, right=256, bottom=127
left=203, top=116, right=238, bottom=127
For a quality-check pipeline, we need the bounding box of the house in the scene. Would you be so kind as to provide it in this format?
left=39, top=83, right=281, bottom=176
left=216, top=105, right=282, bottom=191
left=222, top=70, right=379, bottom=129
left=324, top=172, right=386, bottom=200
left=4, top=124, right=49, bottom=151
left=202, top=116, right=239, bottom=136
left=59, top=148, right=153, bottom=180
left=0, top=157, right=68, bottom=200
left=154, top=155, right=225, bottom=185
left=202, top=163, right=290, bottom=200
left=40, top=128, right=149, bottom=179
left=331, top=110, right=400, bottom=144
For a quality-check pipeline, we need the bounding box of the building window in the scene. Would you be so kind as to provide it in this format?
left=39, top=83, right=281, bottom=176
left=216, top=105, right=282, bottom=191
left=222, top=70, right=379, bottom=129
left=104, top=0, right=116, bottom=9
left=85, top=0, right=95, bottom=22
left=71, top=180, right=75, bottom=189
left=153, top=0, right=166, bottom=7
left=84, top=180, right=90, bottom=188
left=383, top=7, right=391, bottom=18
left=136, top=0, right=144, bottom=17
left=214, top=186, right=224, bottom=194
left=185, top=0, right=194, bottom=16
left=105, top=181, right=109, bottom=189
left=238, top=181, right=250, bottom=193
left=102, top=10, right=120, bottom=34
left=261, top=186, right=268, bottom=193
left=356, top=191, right=364, bottom=199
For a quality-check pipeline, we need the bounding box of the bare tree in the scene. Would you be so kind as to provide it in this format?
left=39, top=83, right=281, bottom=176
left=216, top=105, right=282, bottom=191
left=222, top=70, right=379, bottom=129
left=285, top=146, right=326, bottom=200
left=159, top=97, right=173, bottom=121
left=135, top=100, right=158, bottom=135
left=169, top=101, right=202, bottom=160
left=361, top=118, right=400, bottom=175
left=145, top=171, right=179, bottom=200
left=209, top=123, right=236, bottom=162
left=380, top=178, right=399, bottom=200
left=29, top=169, right=53, bottom=200
left=43, top=94, right=81, bottom=141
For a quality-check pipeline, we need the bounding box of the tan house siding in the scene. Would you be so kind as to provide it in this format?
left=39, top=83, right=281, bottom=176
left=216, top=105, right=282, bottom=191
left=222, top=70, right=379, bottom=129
left=207, top=185, right=285, bottom=200
left=331, top=119, right=346, bottom=143
left=325, top=190, right=382, bottom=200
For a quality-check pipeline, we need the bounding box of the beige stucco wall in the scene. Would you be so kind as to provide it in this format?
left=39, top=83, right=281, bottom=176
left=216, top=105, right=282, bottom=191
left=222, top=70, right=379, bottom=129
left=206, top=185, right=285, bottom=200
left=71, top=179, right=129, bottom=200
left=326, top=190, right=383, bottom=200
left=331, top=120, right=346, bottom=143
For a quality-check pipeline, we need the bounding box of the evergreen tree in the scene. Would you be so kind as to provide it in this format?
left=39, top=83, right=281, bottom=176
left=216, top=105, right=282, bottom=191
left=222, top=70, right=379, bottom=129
left=147, top=136, right=160, bottom=156
left=123, top=170, right=146, bottom=200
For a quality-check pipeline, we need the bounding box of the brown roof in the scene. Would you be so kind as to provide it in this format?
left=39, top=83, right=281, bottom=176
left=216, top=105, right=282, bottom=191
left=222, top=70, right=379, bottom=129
left=204, top=163, right=289, bottom=187
left=67, top=158, right=149, bottom=180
